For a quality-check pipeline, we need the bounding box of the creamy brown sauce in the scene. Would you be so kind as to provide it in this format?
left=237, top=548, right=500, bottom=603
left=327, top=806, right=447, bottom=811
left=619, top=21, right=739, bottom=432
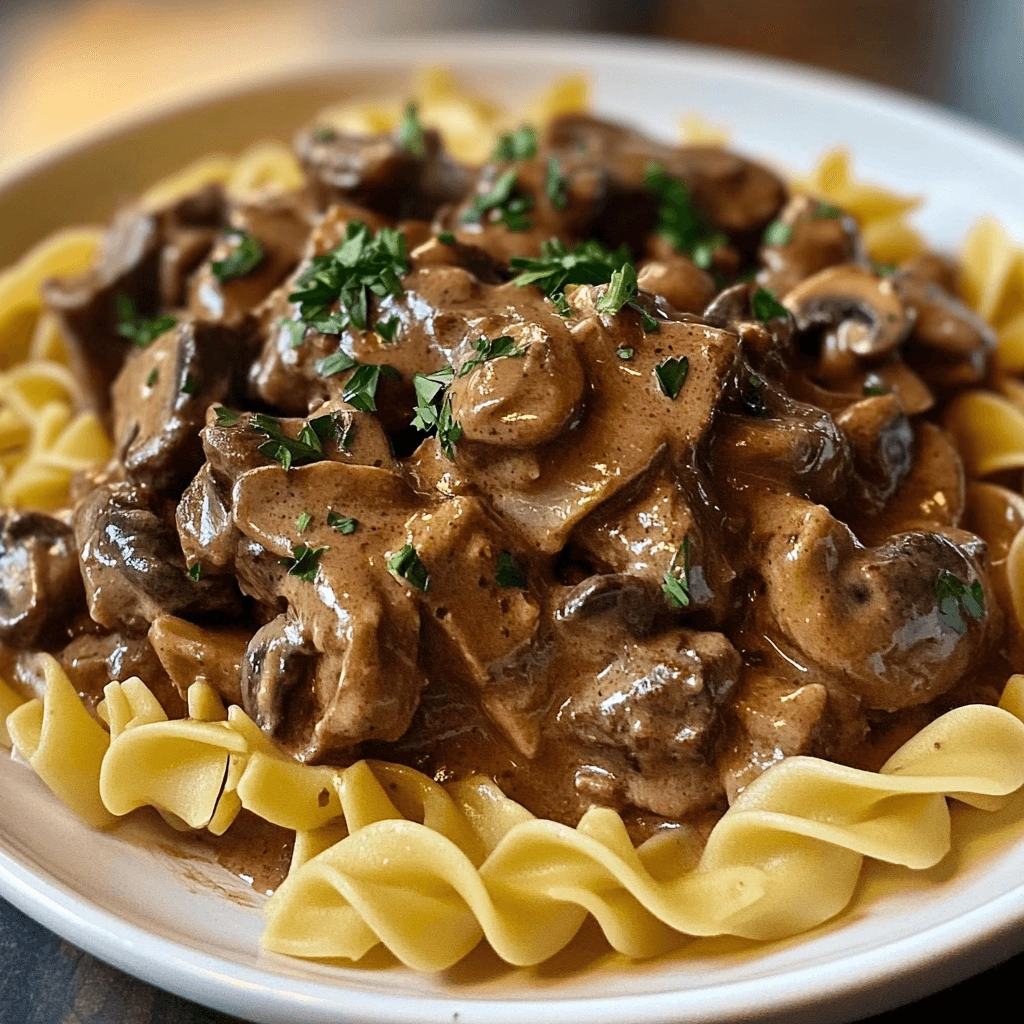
left=1, top=110, right=1016, bottom=875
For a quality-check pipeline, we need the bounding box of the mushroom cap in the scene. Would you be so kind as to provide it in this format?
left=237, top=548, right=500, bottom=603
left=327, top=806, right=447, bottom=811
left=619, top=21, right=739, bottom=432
left=783, top=264, right=911, bottom=357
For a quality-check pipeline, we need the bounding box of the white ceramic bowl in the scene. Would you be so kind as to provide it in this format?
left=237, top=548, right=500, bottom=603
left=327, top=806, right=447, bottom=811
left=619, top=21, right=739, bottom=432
left=3, top=32, right=1024, bottom=1024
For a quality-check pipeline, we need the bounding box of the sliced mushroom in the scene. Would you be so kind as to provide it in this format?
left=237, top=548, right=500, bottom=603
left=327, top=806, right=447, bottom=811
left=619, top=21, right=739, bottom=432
left=783, top=264, right=910, bottom=358
left=834, top=394, right=914, bottom=507
left=637, top=256, right=716, bottom=314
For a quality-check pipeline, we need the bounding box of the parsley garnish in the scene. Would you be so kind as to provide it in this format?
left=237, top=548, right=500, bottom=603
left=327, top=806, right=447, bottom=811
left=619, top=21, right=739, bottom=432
left=115, top=294, right=176, bottom=350
left=655, top=356, right=689, bottom=399
left=813, top=201, right=842, bottom=219
left=189, top=563, right=202, bottom=582
left=863, top=382, right=889, bottom=397
left=495, top=551, right=527, bottom=588
left=296, top=512, right=312, bottom=533
left=327, top=511, right=357, bottom=534
left=874, top=262, right=897, bottom=277
left=250, top=412, right=340, bottom=470
left=617, top=347, right=634, bottom=360
left=212, top=232, right=264, bottom=283
left=397, top=102, right=426, bottom=158
left=662, top=538, right=691, bottom=608
left=315, top=351, right=357, bottom=378
left=458, top=335, right=524, bottom=377
left=214, top=406, right=240, bottom=426
left=462, top=167, right=534, bottom=232
left=388, top=543, right=429, bottom=593
left=281, top=544, right=327, bottom=583
left=181, top=374, right=197, bottom=396
left=645, top=163, right=727, bottom=270
left=545, top=157, right=569, bottom=210
left=283, top=318, right=306, bottom=349
left=935, top=571, right=985, bottom=635
left=312, top=126, right=336, bottom=143
left=343, top=363, right=399, bottom=412
left=491, top=125, right=538, bottom=162
left=145, top=368, right=159, bottom=388
left=751, top=286, right=789, bottom=322
left=437, top=231, right=456, bottom=245
left=511, top=238, right=631, bottom=310
left=743, top=374, right=768, bottom=417
left=763, top=220, right=793, bottom=246
left=374, top=315, right=400, bottom=342
left=594, top=263, right=659, bottom=331
left=411, top=366, right=463, bottom=458
left=289, top=221, right=408, bottom=334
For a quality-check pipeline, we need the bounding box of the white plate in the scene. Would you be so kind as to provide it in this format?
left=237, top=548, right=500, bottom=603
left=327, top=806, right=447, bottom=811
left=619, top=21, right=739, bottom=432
left=3, top=32, right=1024, bottom=1024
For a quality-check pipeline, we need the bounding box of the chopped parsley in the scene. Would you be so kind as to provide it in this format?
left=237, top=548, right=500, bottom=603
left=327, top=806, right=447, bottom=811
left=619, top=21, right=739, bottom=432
left=812, top=200, right=843, bottom=219
left=374, top=315, right=400, bottom=342
left=594, top=263, right=659, bottom=331
left=281, top=544, right=327, bottom=583
left=249, top=412, right=341, bottom=470
left=115, top=294, right=176, bottom=349
left=397, top=101, right=426, bottom=157
left=655, top=356, right=689, bottom=399
left=211, top=232, right=264, bottom=283
left=874, top=262, right=897, bottom=277
left=743, top=373, right=769, bottom=417
left=189, top=563, right=202, bottom=582
left=458, top=335, right=524, bottom=377
left=312, top=126, right=336, bottom=143
left=545, top=157, right=569, bottom=210
left=751, top=286, right=789, bottom=322
left=289, top=221, right=408, bottom=334
left=437, top=231, right=456, bottom=245
left=863, top=382, right=889, bottom=397
left=283, top=318, right=307, bottom=349
left=495, top=551, right=527, bottom=589
left=315, top=351, right=357, bottom=378
left=763, top=220, right=793, bottom=246
left=935, top=571, right=985, bottom=635
left=180, top=374, right=197, bottom=396
left=327, top=511, right=357, bottom=534
left=343, top=362, right=399, bottom=412
left=145, top=367, right=159, bottom=388
left=511, top=238, right=631, bottom=310
left=462, top=167, right=533, bottom=232
left=213, top=406, right=240, bottom=426
left=296, top=511, right=312, bottom=533
left=411, top=366, right=462, bottom=458
left=388, top=543, right=429, bottom=593
left=491, top=125, right=538, bottom=162
left=617, top=347, right=634, bottom=360
left=662, top=538, right=691, bottom=608
left=645, top=162, right=727, bottom=270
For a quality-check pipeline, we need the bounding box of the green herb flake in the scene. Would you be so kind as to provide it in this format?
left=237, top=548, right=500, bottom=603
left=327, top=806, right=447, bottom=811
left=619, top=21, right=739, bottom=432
left=596, top=263, right=638, bottom=316
left=813, top=200, right=843, bottom=220
left=374, top=315, right=400, bottom=342
left=214, top=406, right=240, bottom=427
left=343, top=362, right=399, bottom=412
left=511, top=238, right=632, bottom=312
left=655, top=356, right=689, bottom=400
left=461, top=167, right=534, bottom=232
left=545, top=156, right=569, bottom=210
left=388, top=543, right=429, bottom=593
left=935, top=570, right=985, bottom=635
left=181, top=373, right=197, bottom=396
left=662, top=538, right=691, bottom=608
left=863, top=382, right=889, bottom=397
left=315, top=351, right=357, bottom=378
left=437, top=231, right=456, bottom=245
left=115, top=294, right=177, bottom=350
left=495, top=551, right=527, bottom=589
left=411, top=365, right=463, bottom=458
left=211, top=232, right=264, bottom=283
left=491, top=125, right=538, bottom=162
left=289, top=221, right=408, bottom=335
left=145, top=367, right=159, bottom=388
left=617, top=347, right=634, bottom=360
left=189, top=563, right=202, bottom=582
left=874, top=262, right=897, bottom=277
left=397, top=101, right=426, bottom=158
left=296, top=511, right=312, bottom=533
left=458, top=335, right=524, bottom=378
left=763, top=220, right=794, bottom=246
left=281, top=543, right=328, bottom=583
left=250, top=412, right=340, bottom=470
left=313, top=126, right=336, bottom=143
left=327, top=511, right=357, bottom=534
left=283, top=318, right=307, bottom=349
left=645, top=162, right=727, bottom=270
left=751, top=286, right=789, bottom=323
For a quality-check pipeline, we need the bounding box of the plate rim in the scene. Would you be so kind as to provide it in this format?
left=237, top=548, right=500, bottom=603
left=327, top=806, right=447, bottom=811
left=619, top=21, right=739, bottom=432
left=3, top=29, right=1024, bottom=1024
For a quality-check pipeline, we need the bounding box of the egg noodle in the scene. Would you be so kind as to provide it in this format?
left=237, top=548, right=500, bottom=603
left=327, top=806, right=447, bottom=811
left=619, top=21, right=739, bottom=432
left=3, top=70, right=1024, bottom=970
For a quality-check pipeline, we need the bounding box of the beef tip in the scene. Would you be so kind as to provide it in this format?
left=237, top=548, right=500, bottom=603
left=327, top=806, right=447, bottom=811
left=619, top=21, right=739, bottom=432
left=0, top=510, right=84, bottom=648
left=111, top=319, right=252, bottom=492
left=74, top=480, right=240, bottom=634
left=148, top=614, right=251, bottom=706
left=295, top=124, right=469, bottom=219
left=42, top=185, right=229, bottom=409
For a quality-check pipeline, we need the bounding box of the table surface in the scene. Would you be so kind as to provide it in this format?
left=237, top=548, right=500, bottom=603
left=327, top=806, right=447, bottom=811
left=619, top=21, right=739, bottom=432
left=0, top=896, right=1017, bottom=1024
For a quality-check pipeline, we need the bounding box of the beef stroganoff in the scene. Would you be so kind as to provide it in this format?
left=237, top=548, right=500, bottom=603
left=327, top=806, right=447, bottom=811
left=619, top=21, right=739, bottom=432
left=3, top=72, right=1024, bottom=970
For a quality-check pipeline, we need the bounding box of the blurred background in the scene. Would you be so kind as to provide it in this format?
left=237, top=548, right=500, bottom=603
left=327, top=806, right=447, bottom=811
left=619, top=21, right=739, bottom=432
left=0, top=0, right=1020, bottom=171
